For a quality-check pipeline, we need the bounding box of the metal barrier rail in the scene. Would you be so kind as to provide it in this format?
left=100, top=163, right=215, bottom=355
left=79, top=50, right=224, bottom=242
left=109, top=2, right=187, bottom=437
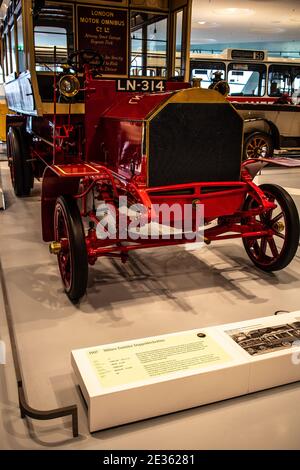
left=0, top=259, right=79, bottom=438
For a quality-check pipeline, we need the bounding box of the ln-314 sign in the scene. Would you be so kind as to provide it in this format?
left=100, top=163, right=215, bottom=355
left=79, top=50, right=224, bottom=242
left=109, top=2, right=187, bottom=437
left=116, top=79, right=166, bottom=92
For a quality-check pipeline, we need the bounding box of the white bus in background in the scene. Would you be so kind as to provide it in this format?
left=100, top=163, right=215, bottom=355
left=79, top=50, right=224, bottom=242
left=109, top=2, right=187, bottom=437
left=190, top=49, right=300, bottom=159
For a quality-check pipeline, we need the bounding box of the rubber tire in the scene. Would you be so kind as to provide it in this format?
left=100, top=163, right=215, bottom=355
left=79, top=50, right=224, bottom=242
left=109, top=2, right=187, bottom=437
left=7, top=127, right=33, bottom=197
left=243, top=131, right=274, bottom=160
left=243, top=184, right=300, bottom=271
left=54, top=196, right=88, bottom=302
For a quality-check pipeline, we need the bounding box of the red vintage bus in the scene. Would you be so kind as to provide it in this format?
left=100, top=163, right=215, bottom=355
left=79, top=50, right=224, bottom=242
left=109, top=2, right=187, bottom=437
left=1, top=0, right=299, bottom=301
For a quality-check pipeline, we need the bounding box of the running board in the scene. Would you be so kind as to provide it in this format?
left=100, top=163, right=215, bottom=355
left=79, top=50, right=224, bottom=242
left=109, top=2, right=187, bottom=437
left=274, top=148, right=300, bottom=157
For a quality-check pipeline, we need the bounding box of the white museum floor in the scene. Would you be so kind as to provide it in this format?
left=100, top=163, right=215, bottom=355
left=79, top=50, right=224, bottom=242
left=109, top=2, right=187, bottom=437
left=0, top=161, right=300, bottom=450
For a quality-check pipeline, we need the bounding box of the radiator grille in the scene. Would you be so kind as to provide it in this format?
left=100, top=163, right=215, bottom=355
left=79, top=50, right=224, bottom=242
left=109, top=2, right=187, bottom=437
left=148, top=103, right=243, bottom=187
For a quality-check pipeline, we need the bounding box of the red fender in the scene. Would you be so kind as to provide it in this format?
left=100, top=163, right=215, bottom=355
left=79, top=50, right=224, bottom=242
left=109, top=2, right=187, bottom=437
left=41, top=167, right=80, bottom=241
left=242, top=157, right=300, bottom=179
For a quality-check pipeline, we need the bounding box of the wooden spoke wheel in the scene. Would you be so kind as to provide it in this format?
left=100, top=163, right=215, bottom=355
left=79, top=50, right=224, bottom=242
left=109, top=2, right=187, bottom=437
left=54, top=196, right=88, bottom=302
left=243, top=184, right=299, bottom=271
left=7, top=127, right=33, bottom=197
left=243, top=132, right=273, bottom=160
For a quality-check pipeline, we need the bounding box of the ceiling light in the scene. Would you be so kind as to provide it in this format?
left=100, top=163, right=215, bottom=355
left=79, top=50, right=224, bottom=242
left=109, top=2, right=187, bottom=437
left=250, top=27, right=285, bottom=34
left=195, top=21, right=220, bottom=29
left=215, top=8, right=254, bottom=16
left=194, top=38, right=217, bottom=43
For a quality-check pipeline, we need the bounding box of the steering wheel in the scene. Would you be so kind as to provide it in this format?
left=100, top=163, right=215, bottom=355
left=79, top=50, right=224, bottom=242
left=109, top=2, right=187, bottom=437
left=68, top=49, right=104, bottom=73
left=210, top=80, right=230, bottom=96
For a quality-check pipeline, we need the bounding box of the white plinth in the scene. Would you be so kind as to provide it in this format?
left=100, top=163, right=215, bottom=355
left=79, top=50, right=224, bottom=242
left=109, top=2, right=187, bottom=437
left=72, top=311, right=300, bottom=432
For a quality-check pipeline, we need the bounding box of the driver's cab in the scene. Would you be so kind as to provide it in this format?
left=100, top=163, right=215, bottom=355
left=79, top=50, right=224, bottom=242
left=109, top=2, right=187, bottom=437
left=1, top=0, right=192, bottom=117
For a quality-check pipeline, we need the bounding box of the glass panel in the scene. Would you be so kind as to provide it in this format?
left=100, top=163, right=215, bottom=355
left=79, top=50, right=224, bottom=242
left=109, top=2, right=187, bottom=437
left=7, top=28, right=12, bottom=75
left=268, top=64, right=300, bottom=96
left=10, top=25, right=16, bottom=73
left=228, top=63, right=266, bottom=96
left=34, top=2, right=74, bottom=71
left=2, top=36, right=8, bottom=77
left=130, top=11, right=167, bottom=77
left=34, top=26, right=68, bottom=71
left=294, top=73, right=300, bottom=96
left=190, top=61, right=226, bottom=89
left=17, top=14, right=25, bottom=72
left=174, top=10, right=183, bottom=77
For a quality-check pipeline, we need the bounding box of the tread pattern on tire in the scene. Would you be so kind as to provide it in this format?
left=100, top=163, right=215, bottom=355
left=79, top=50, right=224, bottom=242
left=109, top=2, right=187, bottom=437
left=243, top=183, right=300, bottom=271
left=55, top=195, right=88, bottom=302
left=7, top=127, right=33, bottom=197
left=243, top=131, right=274, bottom=161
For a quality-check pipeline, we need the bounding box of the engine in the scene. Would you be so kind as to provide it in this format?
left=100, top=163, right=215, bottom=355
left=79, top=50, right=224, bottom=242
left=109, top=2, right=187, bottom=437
left=96, top=87, right=244, bottom=187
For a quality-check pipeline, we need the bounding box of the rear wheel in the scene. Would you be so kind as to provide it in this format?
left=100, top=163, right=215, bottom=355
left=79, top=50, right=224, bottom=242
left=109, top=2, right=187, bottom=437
left=7, top=127, right=33, bottom=197
left=243, top=132, right=273, bottom=160
left=54, top=196, right=88, bottom=302
left=243, top=184, right=299, bottom=271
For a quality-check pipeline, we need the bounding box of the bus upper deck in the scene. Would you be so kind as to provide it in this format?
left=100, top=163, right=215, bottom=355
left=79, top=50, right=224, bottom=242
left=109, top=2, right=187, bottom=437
left=0, top=0, right=192, bottom=117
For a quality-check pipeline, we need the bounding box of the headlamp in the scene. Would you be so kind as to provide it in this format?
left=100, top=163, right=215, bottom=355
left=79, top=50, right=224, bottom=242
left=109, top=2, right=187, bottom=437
left=58, top=74, right=80, bottom=98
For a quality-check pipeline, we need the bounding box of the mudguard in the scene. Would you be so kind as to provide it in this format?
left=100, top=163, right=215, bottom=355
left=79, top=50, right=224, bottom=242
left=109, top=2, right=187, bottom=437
left=242, top=157, right=300, bottom=179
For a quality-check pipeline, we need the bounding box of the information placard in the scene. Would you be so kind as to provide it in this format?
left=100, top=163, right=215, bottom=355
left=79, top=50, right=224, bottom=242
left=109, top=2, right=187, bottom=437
left=77, top=5, right=128, bottom=76
left=87, top=332, right=232, bottom=388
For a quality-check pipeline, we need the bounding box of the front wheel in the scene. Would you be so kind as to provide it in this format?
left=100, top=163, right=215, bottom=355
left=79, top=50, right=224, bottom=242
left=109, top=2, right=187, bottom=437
left=243, top=184, right=300, bottom=271
left=54, top=196, right=88, bottom=302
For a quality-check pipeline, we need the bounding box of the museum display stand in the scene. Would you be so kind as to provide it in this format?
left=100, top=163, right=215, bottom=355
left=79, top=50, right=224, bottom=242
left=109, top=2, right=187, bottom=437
left=72, top=312, right=300, bottom=432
